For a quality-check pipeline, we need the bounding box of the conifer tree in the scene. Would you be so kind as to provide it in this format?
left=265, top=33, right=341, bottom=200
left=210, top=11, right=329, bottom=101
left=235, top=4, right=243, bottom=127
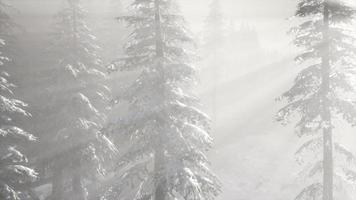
left=277, top=0, right=356, bottom=200
left=40, top=0, right=116, bottom=199
left=0, top=1, right=37, bottom=199
left=104, top=0, right=221, bottom=200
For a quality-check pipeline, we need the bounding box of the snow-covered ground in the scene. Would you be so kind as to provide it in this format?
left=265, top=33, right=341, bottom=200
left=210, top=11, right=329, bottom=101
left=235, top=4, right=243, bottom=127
left=199, top=58, right=299, bottom=200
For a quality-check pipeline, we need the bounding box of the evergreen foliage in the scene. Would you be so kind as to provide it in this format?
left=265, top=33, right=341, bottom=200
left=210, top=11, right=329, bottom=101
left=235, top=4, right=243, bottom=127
left=0, top=1, right=37, bottom=199
left=277, top=0, right=356, bottom=199
left=104, top=0, right=221, bottom=200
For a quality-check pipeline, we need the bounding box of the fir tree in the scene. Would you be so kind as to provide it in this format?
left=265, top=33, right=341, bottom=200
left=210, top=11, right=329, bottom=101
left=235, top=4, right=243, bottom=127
left=0, top=1, right=37, bottom=199
left=277, top=0, right=356, bottom=200
left=104, top=0, right=221, bottom=200
left=37, top=0, right=116, bottom=199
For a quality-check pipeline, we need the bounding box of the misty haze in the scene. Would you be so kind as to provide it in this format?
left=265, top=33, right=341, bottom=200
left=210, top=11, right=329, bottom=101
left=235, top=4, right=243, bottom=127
left=1, top=0, right=356, bottom=200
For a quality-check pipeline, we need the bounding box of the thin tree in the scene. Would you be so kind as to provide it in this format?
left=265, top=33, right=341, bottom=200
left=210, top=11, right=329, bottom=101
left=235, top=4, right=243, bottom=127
left=277, top=0, right=356, bottom=200
left=104, top=0, right=221, bottom=200
left=0, top=1, right=37, bottom=199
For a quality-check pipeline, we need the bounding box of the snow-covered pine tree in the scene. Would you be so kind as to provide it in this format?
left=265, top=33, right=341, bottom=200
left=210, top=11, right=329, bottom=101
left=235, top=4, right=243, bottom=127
left=40, top=0, right=116, bottom=199
left=277, top=0, right=356, bottom=200
left=104, top=0, right=221, bottom=200
left=0, top=1, right=37, bottom=199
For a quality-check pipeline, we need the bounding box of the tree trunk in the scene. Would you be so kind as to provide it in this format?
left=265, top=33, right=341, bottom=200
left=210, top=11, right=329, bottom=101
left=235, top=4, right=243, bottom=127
left=52, top=167, right=64, bottom=200
left=72, top=172, right=87, bottom=200
left=153, top=1, right=166, bottom=200
left=154, top=0, right=164, bottom=58
left=322, top=2, right=333, bottom=200
left=154, top=147, right=166, bottom=200
left=323, top=126, right=333, bottom=200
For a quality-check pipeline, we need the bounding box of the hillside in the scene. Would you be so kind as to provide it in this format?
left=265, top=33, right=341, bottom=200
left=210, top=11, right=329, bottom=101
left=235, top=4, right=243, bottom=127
left=203, top=58, right=300, bottom=200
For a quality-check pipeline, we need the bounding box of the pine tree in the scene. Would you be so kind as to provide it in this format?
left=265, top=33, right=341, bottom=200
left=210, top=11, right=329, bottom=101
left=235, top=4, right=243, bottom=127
left=0, top=1, right=37, bottom=199
left=277, top=0, right=356, bottom=200
left=104, top=0, right=221, bottom=200
left=38, top=0, right=116, bottom=199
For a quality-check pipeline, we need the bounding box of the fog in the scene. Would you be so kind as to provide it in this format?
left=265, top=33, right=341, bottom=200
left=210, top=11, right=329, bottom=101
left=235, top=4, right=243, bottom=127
left=2, top=0, right=356, bottom=200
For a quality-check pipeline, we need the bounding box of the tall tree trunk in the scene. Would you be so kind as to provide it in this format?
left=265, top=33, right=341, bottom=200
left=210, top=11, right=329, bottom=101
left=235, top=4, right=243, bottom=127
left=153, top=1, right=166, bottom=200
left=154, top=0, right=164, bottom=58
left=322, top=2, right=333, bottom=200
left=72, top=171, right=87, bottom=200
left=154, top=147, right=166, bottom=200
left=52, top=167, right=64, bottom=200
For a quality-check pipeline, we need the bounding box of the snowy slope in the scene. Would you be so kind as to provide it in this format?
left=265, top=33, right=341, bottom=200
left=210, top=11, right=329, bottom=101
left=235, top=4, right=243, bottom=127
left=201, top=58, right=301, bottom=200
left=205, top=54, right=356, bottom=200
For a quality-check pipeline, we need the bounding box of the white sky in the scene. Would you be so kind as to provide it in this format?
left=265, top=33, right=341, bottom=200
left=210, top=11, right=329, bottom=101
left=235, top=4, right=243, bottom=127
left=12, top=0, right=355, bottom=52
left=179, top=0, right=356, bottom=52
left=179, top=0, right=297, bottom=51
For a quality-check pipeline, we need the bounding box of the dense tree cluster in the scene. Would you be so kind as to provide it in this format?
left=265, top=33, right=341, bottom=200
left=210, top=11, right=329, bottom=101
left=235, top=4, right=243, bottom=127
left=0, top=0, right=220, bottom=200
left=2, top=0, right=356, bottom=200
